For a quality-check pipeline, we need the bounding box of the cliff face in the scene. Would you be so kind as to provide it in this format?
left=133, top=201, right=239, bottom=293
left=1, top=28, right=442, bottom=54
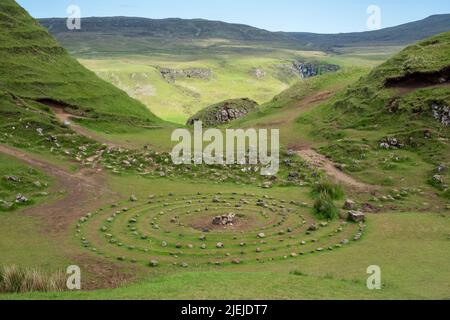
left=187, top=98, right=258, bottom=126
left=276, top=61, right=340, bottom=80
left=293, top=62, right=340, bottom=79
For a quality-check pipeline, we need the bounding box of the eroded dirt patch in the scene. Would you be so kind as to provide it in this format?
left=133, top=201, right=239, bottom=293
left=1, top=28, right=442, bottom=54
left=0, top=144, right=138, bottom=289
left=297, top=149, right=378, bottom=193
left=385, top=66, right=450, bottom=89
left=36, top=99, right=121, bottom=148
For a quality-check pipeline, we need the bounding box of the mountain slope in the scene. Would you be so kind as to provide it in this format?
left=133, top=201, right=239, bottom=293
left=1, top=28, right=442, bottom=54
left=37, top=14, right=450, bottom=55
left=289, top=14, right=450, bottom=49
left=0, top=0, right=161, bottom=123
left=40, top=17, right=294, bottom=42
left=294, top=31, right=450, bottom=199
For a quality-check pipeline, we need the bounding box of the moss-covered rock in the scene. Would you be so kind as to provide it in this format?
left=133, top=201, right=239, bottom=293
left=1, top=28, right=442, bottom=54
left=187, top=98, right=258, bottom=126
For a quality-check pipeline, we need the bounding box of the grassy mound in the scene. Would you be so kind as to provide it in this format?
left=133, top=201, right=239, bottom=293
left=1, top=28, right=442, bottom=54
left=0, top=0, right=162, bottom=124
left=187, top=98, right=258, bottom=126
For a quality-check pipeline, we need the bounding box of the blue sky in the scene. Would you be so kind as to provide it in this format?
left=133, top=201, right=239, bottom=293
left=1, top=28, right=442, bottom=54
left=17, top=0, right=450, bottom=33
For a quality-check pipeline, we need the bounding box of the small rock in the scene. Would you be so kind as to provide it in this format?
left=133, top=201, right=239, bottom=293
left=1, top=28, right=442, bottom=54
left=149, top=260, right=159, bottom=267
left=257, top=233, right=266, bottom=239
left=15, top=194, right=28, bottom=204
left=343, top=199, right=355, bottom=210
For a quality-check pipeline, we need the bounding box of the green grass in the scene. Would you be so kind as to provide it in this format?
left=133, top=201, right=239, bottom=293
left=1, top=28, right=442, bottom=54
left=304, top=33, right=449, bottom=199
left=0, top=0, right=162, bottom=124
left=0, top=211, right=69, bottom=270
left=0, top=2, right=448, bottom=301
left=2, top=211, right=448, bottom=300
left=77, top=51, right=327, bottom=124
left=0, top=153, right=51, bottom=211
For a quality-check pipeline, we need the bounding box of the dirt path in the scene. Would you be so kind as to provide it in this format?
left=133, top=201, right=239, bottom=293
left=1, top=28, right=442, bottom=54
left=37, top=99, right=121, bottom=148
left=297, top=149, right=377, bottom=192
left=0, top=144, right=137, bottom=289
left=258, top=89, right=379, bottom=193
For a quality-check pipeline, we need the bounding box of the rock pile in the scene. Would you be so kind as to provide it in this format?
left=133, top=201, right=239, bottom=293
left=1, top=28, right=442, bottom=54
left=212, top=213, right=236, bottom=226
left=431, top=104, right=450, bottom=126
left=379, top=137, right=404, bottom=149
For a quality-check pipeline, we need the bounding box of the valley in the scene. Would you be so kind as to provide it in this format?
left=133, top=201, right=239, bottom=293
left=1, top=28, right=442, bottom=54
left=0, top=0, right=449, bottom=301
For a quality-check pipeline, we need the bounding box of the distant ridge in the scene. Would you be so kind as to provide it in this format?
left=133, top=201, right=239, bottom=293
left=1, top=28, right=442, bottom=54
left=37, top=14, right=450, bottom=53
left=289, top=14, right=450, bottom=49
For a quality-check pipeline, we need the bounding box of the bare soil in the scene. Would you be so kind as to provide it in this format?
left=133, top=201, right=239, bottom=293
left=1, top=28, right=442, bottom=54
left=296, top=148, right=378, bottom=193
left=0, top=144, right=138, bottom=289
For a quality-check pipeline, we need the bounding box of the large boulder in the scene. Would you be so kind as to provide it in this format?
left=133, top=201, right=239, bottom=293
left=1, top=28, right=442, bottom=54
left=348, top=210, right=366, bottom=223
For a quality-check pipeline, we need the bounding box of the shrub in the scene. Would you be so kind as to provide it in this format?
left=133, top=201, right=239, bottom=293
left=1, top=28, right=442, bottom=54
left=313, top=192, right=339, bottom=220
left=312, top=180, right=345, bottom=200
left=0, top=265, right=66, bottom=293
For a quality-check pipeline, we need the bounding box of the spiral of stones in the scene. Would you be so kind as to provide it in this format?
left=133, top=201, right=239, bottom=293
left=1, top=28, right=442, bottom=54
left=76, top=192, right=365, bottom=268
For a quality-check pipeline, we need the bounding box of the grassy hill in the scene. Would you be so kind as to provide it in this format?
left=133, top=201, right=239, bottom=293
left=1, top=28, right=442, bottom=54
left=291, top=31, right=450, bottom=200
left=34, top=15, right=449, bottom=124
left=0, top=0, right=162, bottom=124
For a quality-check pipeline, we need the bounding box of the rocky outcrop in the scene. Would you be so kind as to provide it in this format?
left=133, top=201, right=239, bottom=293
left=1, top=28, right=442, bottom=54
left=187, top=98, right=258, bottom=126
left=293, top=61, right=340, bottom=79
left=158, top=67, right=212, bottom=83
left=276, top=61, right=340, bottom=79
left=212, top=213, right=236, bottom=226
left=431, top=103, right=450, bottom=126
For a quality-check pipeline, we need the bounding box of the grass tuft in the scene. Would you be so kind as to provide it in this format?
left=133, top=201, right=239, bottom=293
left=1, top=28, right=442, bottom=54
left=0, top=265, right=66, bottom=293
left=312, top=180, right=345, bottom=200
left=313, top=191, right=340, bottom=220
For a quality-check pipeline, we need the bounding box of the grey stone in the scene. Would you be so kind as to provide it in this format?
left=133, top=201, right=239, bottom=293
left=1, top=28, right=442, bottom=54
left=257, top=232, right=266, bottom=239
left=343, top=199, right=356, bottom=210
left=348, top=210, right=365, bottom=223
left=149, top=260, right=159, bottom=267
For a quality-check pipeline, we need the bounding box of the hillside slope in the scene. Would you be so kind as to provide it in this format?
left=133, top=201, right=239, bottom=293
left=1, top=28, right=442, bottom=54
left=295, top=31, right=450, bottom=200
left=0, top=0, right=161, bottom=124
left=37, top=15, right=450, bottom=54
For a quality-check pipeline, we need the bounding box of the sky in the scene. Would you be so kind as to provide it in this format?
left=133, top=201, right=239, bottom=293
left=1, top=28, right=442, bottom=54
left=16, top=0, right=450, bottom=33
